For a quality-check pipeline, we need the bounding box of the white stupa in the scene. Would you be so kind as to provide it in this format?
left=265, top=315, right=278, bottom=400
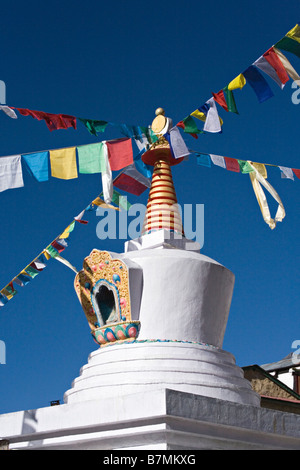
left=1, top=110, right=300, bottom=450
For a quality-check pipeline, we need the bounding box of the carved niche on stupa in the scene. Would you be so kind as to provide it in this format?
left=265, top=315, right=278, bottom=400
left=74, top=249, right=143, bottom=347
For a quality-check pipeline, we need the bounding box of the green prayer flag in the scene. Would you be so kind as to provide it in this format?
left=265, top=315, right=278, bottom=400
left=79, top=118, right=108, bottom=136
left=46, top=245, right=59, bottom=259
left=111, top=190, right=131, bottom=210
left=77, top=143, right=106, bottom=174
left=238, top=160, right=254, bottom=173
left=275, top=36, right=300, bottom=59
left=25, top=266, right=39, bottom=278
left=183, top=115, right=202, bottom=134
left=223, top=86, right=238, bottom=114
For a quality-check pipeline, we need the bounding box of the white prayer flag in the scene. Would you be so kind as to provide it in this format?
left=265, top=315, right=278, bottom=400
left=253, top=56, right=285, bottom=89
left=279, top=166, right=294, bottom=180
left=169, top=126, right=190, bottom=159
left=210, top=154, right=226, bottom=168
left=0, top=155, right=24, bottom=192
left=101, top=142, right=113, bottom=204
left=203, top=98, right=222, bottom=133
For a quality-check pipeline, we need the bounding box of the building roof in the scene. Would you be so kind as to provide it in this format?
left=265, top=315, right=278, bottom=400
left=260, top=353, right=300, bottom=373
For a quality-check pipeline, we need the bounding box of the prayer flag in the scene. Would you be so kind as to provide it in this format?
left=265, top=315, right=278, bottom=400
left=168, top=126, right=190, bottom=159
left=24, top=265, right=39, bottom=278
left=113, top=164, right=151, bottom=196
left=196, top=154, right=211, bottom=167
left=279, top=166, right=294, bottom=180
left=101, top=142, right=113, bottom=204
left=210, top=154, right=226, bottom=168
left=228, top=74, right=246, bottom=90
left=292, top=168, right=300, bottom=179
left=106, top=138, right=133, bottom=171
left=224, top=157, right=240, bottom=172
left=0, top=106, right=17, bottom=119
left=286, top=24, right=300, bottom=43
left=6, top=282, right=17, bottom=297
left=134, top=152, right=152, bottom=179
left=0, top=293, right=8, bottom=305
left=212, top=90, right=229, bottom=112
left=19, top=271, right=32, bottom=284
left=0, top=155, right=24, bottom=192
left=92, top=196, right=120, bottom=211
left=77, top=143, right=106, bottom=174
left=176, top=116, right=202, bottom=139
left=251, top=162, right=267, bottom=179
left=238, top=160, right=254, bottom=173
left=1, top=288, right=13, bottom=300
left=242, top=66, right=274, bottom=103
left=111, top=190, right=131, bottom=210
left=273, top=48, right=300, bottom=81
left=16, top=108, right=76, bottom=131
left=204, top=98, right=222, bottom=133
left=22, top=152, right=49, bottom=182
left=79, top=118, right=108, bottom=136
left=50, top=147, right=78, bottom=180
left=46, top=245, right=59, bottom=258
left=254, top=56, right=285, bottom=89
left=223, top=86, right=238, bottom=114
left=263, top=47, right=289, bottom=85
left=275, top=36, right=300, bottom=59
left=51, top=240, right=66, bottom=253
left=190, top=109, right=207, bottom=122
left=74, top=210, right=88, bottom=224
left=31, top=258, right=47, bottom=271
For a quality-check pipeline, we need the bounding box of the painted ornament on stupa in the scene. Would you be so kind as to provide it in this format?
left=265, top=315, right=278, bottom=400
left=74, top=250, right=140, bottom=347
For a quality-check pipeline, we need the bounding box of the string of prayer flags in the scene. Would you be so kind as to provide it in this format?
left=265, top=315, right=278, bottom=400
left=79, top=118, right=108, bottom=136
left=113, top=163, right=151, bottom=196
left=107, top=137, right=134, bottom=171
left=0, top=155, right=24, bottom=192
left=22, top=152, right=49, bottom=182
left=77, top=143, right=106, bottom=174
left=49, top=147, right=78, bottom=180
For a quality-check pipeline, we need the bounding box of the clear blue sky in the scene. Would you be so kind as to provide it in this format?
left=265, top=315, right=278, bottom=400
left=0, top=0, right=299, bottom=414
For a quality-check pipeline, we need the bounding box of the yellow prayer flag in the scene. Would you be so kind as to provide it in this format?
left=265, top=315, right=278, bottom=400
left=250, top=162, right=267, bottom=179
left=190, top=109, right=206, bottom=122
left=1, top=288, right=13, bottom=300
left=92, top=197, right=120, bottom=211
left=286, top=24, right=300, bottom=44
left=50, top=147, right=78, bottom=180
left=42, top=250, right=52, bottom=260
left=228, top=74, right=246, bottom=91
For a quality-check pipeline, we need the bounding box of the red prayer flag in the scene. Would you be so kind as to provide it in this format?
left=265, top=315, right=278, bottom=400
left=263, top=47, right=289, bottom=84
left=51, top=240, right=66, bottom=253
left=106, top=138, right=134, bottom=171
left=212, top=90, right=229, bottom=112
left=15, top=108, right=77, bottom=131
left=292, top=168, right=300, bottom=179
left=224, top=157, right=240, bottom=172
left=113, top=173, right=147, bottom=196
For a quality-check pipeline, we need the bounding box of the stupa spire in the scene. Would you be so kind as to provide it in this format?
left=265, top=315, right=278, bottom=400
left=141, top=108, right=184, bottom=236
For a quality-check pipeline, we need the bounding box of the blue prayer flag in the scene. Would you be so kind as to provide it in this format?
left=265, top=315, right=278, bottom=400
left=196, top=154, right=211, bottom=167
left=243, top=66, right=274, bottom=103
left=22, top=152, right=49, bottom=182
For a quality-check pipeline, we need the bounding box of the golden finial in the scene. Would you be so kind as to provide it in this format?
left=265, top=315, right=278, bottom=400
left=155, top=107, right=165, bottom=116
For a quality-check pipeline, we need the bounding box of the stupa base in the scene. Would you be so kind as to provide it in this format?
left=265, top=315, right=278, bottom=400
left=63, top=340, right=260, bottom=407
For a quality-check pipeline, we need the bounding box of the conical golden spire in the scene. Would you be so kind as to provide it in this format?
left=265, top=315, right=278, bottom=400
left=141, top=109, right=184, bottom=236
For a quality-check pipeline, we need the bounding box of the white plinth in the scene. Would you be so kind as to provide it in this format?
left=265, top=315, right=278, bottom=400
left=64, top=341, right=260, bottom=407
left=1, top=389, right=300, bottom=450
